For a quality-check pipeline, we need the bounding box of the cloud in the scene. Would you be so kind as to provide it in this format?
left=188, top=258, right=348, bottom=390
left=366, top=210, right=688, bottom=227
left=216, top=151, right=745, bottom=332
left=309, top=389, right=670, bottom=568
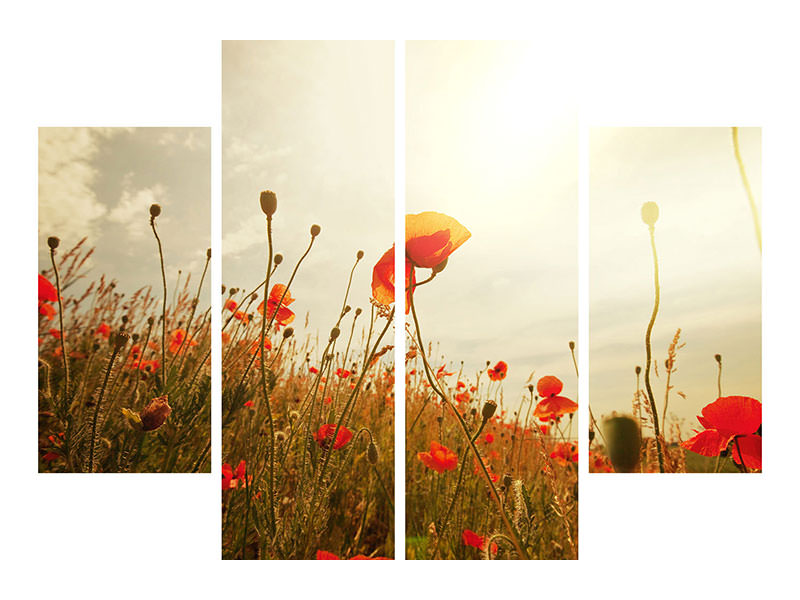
left=107, top=175, right=168, bottom=239
left=221, top=215, right=264, bottom=257
left=38, top=128, right=119, bottom=246
left=224, top=136, right=292, bottom=178
left=157, top=129, right=208, bottom=152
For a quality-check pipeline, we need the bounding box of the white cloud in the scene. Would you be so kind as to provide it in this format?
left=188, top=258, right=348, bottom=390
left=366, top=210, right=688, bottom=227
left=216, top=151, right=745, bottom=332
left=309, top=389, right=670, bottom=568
left=157, top=129, right=207, bottom=152
left=107, top=177, right=168, bottom=239
left=38, top=128, right=118, bottom=246
left=224, top=136, right=292, bottom=178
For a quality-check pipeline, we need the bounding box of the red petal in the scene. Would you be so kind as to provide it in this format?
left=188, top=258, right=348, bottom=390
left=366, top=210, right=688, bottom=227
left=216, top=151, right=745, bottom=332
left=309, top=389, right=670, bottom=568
left=731, top=434, right=762, bottom=470
left=681, top=429, right=729, bottom=457
left=700, top=396, right=761, bottom=437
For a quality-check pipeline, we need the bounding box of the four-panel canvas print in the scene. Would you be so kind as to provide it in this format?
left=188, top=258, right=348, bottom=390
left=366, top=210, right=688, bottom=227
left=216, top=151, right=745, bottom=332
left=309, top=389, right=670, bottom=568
left=36, top=43, right=762, bottom=560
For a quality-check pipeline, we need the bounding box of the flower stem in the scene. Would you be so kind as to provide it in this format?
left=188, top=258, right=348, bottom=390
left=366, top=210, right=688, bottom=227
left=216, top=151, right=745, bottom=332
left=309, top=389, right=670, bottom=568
left=731, top=127, right=761, bottom=253
left=644, top=225, right=665, bottom=473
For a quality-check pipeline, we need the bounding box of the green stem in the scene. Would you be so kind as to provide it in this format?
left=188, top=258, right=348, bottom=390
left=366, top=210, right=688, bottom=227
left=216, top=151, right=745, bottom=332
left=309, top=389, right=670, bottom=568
left=731, top=127, right=761, bottom=253
left=643, top=225, right=665, bottom=473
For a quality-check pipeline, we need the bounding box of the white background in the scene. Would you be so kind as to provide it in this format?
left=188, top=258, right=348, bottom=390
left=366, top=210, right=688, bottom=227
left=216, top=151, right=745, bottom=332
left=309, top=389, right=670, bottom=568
left=2, top=1, right=797, bottom=598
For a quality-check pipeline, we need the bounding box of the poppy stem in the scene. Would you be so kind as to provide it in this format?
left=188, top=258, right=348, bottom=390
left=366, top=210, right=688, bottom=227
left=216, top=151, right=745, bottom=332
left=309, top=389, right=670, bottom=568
left=149, top=214, right=168, bottom=387
left=731, top=127, right=761, bottom=253
left=733, top=436, right=749, bottom=472
left=643, top=224, right=666, bottom=473
left=49, top=246, right=70, bottom=415
left=258, top=214, right=277, bottom=536
left=408, top=291, right=529, bottom=559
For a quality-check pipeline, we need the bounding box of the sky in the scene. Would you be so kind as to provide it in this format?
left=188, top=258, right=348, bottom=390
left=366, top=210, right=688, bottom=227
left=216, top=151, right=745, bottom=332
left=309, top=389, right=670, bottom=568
left=406, top=41, right=578, bottom=413
left=38, top=127, right=211, bottom=302
left=589, top=127, right=761, bottom=434
left=221, top=42, right=394, bottom=343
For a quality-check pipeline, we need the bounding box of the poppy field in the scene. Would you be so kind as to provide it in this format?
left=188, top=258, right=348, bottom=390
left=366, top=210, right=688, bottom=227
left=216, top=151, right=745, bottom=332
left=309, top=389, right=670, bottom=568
left=221, top=191, right=395, bottom=560
left=38, top=204, right=211, bottom=473
left=403, top=212, right=578, bottom=559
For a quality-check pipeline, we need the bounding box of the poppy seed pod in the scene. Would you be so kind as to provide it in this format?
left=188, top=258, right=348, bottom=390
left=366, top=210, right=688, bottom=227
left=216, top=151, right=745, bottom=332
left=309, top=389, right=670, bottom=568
left=355, top=307, right=362, bottom=316
left=149, top=203, right=161, bottom=218
left=113, top=331, right=129, bottom=349
left=482, top=400, right=497, bottom=421
left=715, top=353, right=722, bottom=364
left=527, top=384, right=534, bottom=393
left=47, top=236, right=60, bottom=249
left=602, top=413, right=641, bottom=473
left=140, top=395, right=172, bottom=432
left=641, top=201, right=659, bottom=226
left=635, top=365, right=641, bottom=375
left=356, top=250, right=364, bottom=260
left=206, top=248, right=211, bottom=259
left=367, top=441, right=379, bottom=465
left=432, top=257, right=448, bottom=274
left=329, top=327, right=340, bottom=341
left=283, top=327, right=294, bottom=339
left=310, top=224, right=321, bottom=237
left=147, top=316, right=155, bottom=326
left=569, top=341, right=575, bottom=350
left=221, top=285, right=227, bottom=295
left=260, top=190, right=277, bottom=216
left=503, top=474, right=513, bottom=488
left=274, top=254, right=283, bottom=265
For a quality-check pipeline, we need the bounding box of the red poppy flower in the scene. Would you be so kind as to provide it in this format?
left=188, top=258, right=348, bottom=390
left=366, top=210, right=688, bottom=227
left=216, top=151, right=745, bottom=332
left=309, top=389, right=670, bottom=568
left=316, top=550, right=340, bottom=560
left=335, top=368, right=352, bottom=378
left=417, top=441, right=458, bottom=473
left=436, top=365, right=454, bottom=379
left=473, top=455, right=500, bottom=482
left=371, top=245, right=415, bottom=314
left=550, top=441, right=578, bottom=466
left=534, top=395, right=578, bottom=421
left=405, top=212, right=471, bottom=269
left=257, top=284, right=295, bottom=327
left=484, top=433, right=494, bottom=444
left=169, top=328, right=198, bottom=354
left=314, top=424, right=353, bottom=450
left=248, top=336, right=273, bottom=357
left=309, top=366, right=319, bottom=374
left=96, top=323, right=111, bottom=339
left=589, top=451, right=613, bottom=473
left=537, top=375, right=563, bottom=398
left=38, top=274, right=58, bottom=303
left=681, top=396, right=762, bottom=470
left=233, top=311, right=249, bottom=323
left=48, top=328, right=61, bottom=339
left=462, top=529, right=498, bottom=555
left=39, top=302, right=56, bottom=320
left=224, top=299, right=238, bottom=312
left=222, top=460, right=248, bottom=490
left=487, top=361, right=508, bottom=381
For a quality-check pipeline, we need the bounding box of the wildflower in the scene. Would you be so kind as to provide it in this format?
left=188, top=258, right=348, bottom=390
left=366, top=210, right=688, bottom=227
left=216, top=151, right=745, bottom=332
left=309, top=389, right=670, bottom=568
left=244, top=400, right=254, bottom=408
left=314, top=424, right=353, bottom=450
left=224, top=299, right=238, bottom=312
left=233, top=311, right=249, bottom=323
left=462, top=530, right=498, bottom=555
left=533, top=375, right=577, bottom=420
left=335, top=368, right=352, bottom=378
left=681, top=396, right=762, bottom=470
left=484, top=433, right=494, bottom=444
left=417, top=440, right=458, bottom=473
left=140, top=395, right=172, bottom=431
left=309, top=366, right=319, bottom=374
left=436, top=365, right=454, bottom=379
left=38, top=274, right=58, bottom=303
left=39, top=302, right=56, bottom=320
left=257, top=284, right=295, bottom=327
left=371, top=245, right=415, bottom=314
left=222, top=460, right=248, bottom=490
left=248, top=336, right=273, bottom=357
left=550, top=441, right=578, bottom=466
left=405, top=211, right=471, bottom=269
left=169, top=329, right=198, bottom=353
left=96, top=322, right=111, bottom=339
left=48, top=328, right=61, bottom=339
left=589, top=451, right=614, bottom=473
left=487, top=361, right=508, bottom=381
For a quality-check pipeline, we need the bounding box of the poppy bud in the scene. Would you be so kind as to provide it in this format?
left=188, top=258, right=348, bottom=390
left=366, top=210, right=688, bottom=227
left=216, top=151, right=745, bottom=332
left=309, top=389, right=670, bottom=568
left=47, top=236, right=60, bottom=249
left=132, top=333, right=139, bottom=342
left=206, top=248, right=211, bottom=259
left=715, top=353, right=722, bottom=364
left=432, top=257, right=448, bottom=274
left=274, top=254, right=283, bottom=265
left=569, top=341, right=575, bottom=350
left=357, top=250, right=364, bottom=260
left=221, top=284, right=227, bottom=294
left=114, top=331, right=129, bottom=349
left=503, top=474, right=513, bottom=488
left=149, top=203, right=161, bottom=218
left=260, top=190, right=277, bottom=216
left=329, top=327, right=340, bottom=341
left=283, top=327, right=294, bottom=339
left=482, top=400, right=497, bottom=421
left=602, top=413, right=641, bottom=473
left=355, top=307, right=362, bottom=316
left=641, top=201, right=659, bottom=226
left=635, top=365, right=641, bottom=375
left=310, top=224, right=321, bottom=237
left=121, top=315, right=128, bottom=324
left=527, top=384, right=534, bottom=393
left=147, top=316, right=155, bottom=326
left=367, top=441, right=379, bottom=465
left=436, top=416, right=443, bottom=424
left=589, top=429, right=595, bottom=443
left=140, top=395, right=172, bottom=432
